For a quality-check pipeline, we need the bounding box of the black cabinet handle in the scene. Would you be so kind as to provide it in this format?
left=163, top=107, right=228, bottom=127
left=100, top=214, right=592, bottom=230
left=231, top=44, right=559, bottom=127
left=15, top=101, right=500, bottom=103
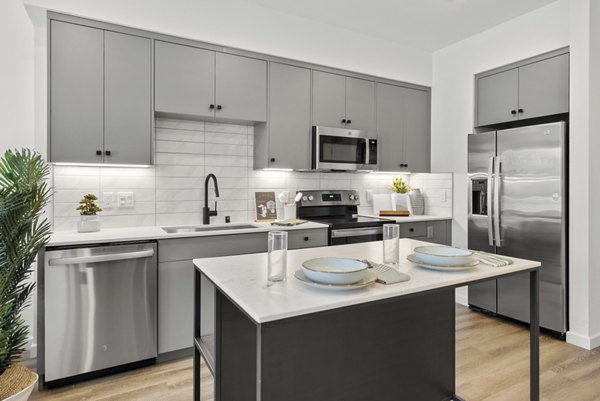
left=346, top=119, right=351, bottom=124
left=96, top=150, right=102, bottom=156
left=304, top=237, right=309, bottom=241
left=518, top=108, right=524, bottom=113
left=511, top=110, right=517, bottom=115
left=209, top=104, right=215, bottom=110
left=341, top=119, right=347, bottom=124
left=409, top=228, right=414, bottom=232
left=105, top=150, right=111, bottom=156
left=270, top=158, right=275, bottom=163
left=217, top=105, right=222, bottom=110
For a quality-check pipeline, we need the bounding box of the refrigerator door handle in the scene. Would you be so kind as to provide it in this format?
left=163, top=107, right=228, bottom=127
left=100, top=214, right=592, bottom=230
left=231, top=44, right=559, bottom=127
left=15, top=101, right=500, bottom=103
left=494, top=156, right=502, bottom=247
left=487, top=156, right=495, bottom=246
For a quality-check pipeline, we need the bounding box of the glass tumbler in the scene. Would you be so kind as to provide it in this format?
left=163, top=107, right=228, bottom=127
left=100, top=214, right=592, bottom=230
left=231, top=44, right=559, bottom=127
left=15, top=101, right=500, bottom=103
left=383, top=224, right=400, bottom=265
left=268, top=231, right=288, bottom=285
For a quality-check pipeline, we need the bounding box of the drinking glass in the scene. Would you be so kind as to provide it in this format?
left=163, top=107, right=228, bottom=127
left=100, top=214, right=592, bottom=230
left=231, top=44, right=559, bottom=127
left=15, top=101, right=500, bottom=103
left=268, top=231, right=288, bottom=285
left=383, top=224, right=400, bottom=264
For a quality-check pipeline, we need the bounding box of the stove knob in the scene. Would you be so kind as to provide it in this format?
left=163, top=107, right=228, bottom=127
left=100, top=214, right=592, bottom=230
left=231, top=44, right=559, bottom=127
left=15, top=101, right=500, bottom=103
left=349, top=194, right=359, bottom=201
left=308, top=195, right=314, bottom=201
left=302, top=196, right=308, bottom=202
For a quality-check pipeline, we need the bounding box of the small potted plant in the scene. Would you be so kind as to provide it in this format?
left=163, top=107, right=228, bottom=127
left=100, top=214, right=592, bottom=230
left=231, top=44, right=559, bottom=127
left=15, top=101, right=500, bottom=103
left=77, top=193, right=102, bottom=233
left=0, top=149, right=51, bottom=401
left=390, top=177, right=411, bottom=211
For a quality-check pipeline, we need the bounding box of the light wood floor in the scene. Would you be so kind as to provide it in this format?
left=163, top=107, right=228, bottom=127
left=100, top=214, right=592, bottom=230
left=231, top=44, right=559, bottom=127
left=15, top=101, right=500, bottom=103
left=28, top=305, right=600, bottom=401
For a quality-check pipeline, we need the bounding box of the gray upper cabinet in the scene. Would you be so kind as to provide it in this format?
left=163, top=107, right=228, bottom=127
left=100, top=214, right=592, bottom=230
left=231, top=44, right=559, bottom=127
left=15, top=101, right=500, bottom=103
left=377, top=83, right=430, bottom=173
left=312, top=71, right=347, bottom=128
left=312, top=71, right=376, bottom=130
left=345, top=77, right=376, bottom=131
left=50, top=21, right=152, bottom=165
left=256, top=62, right=311, bottom=170
left=104, top=32, right=152, bottom=165
left=215, top=53, right=267, bottom=122
left=50, top=21, right=104, bottom=164
left=518, top=54, right=569, bottom=120
left=155, top=41, right=267, bottom=123
left=476, top=69, right=519, bottom=127
left=476, top=50, right=569, bottom=127
left=154, top=41, right=215, bottom=119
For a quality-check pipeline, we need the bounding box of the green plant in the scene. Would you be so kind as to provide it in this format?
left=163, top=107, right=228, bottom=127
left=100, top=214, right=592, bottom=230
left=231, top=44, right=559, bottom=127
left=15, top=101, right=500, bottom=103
left=77, top=194, right=102, bottom=216
left=0, top=149, right=51, bottom=374
left=391, top=177, right=411, bottom=194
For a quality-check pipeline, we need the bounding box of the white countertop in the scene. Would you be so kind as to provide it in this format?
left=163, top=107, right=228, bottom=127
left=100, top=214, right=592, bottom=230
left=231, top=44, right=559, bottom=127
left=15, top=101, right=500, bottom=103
left=47, top=221, right=329, bottom=247
left=194, top=239, right=540, bottom=324
left=360, top=214, right=452, bottom=223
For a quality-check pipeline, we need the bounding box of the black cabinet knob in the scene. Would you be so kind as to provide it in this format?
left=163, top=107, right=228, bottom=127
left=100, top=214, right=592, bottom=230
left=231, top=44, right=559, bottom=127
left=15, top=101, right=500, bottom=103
left=518, top=108, right=524, bottom=113
left=209, top=104, right=215, bottom=110
left=346, top=119, right=351, bottom=124
left=105, top=150, right=111, bottom=156
left=96, top=150, right=102, bottom=156
left=217, top=105, right=222, bottom=110
left=304, top=237, right=309, bottom=241
left=409, top=228, right=414, bottom=232
left=511, top=110, right=517, bottom=115
left=270, top=157, right=276, bottom=163
left=341, top=119, right=347, bottom=124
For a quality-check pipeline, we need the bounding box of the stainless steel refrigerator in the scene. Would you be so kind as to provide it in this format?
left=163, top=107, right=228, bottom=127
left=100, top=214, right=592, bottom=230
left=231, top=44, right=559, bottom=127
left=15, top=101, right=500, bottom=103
left=468, top=122, right=567, bottom=335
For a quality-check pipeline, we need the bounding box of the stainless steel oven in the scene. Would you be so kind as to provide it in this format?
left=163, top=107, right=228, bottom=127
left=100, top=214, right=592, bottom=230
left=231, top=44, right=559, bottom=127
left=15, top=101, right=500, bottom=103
left=312, top=126, right=378, bottom=171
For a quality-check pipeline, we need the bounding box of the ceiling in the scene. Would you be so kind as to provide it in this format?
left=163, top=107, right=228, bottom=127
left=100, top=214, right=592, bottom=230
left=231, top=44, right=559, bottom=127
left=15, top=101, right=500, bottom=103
left=239, top=0, right=558, bottom=51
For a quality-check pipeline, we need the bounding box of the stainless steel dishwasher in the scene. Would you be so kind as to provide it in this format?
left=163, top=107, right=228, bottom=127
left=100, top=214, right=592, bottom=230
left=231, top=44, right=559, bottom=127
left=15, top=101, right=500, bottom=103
left=43, top=242, right=157, bottom=385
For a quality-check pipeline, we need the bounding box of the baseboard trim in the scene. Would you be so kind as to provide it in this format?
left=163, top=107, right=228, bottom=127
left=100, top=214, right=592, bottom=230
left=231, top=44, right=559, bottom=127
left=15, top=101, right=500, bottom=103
left=566, top=331, right=600, bottom=350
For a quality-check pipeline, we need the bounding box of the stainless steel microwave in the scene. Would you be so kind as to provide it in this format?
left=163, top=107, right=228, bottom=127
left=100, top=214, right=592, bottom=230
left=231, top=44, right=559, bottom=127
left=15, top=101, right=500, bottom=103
left=311, top=126, right=378, bottom=171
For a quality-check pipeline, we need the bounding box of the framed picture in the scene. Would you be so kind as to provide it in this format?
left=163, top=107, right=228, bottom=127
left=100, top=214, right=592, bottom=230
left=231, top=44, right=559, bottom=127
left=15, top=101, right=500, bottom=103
left=255, top=191, right=278, bottom=221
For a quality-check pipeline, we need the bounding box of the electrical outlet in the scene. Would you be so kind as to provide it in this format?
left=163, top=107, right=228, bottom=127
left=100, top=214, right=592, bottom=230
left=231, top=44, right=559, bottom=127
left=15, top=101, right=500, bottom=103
left=365, top=190, right=373, bottom=203
left=427, top=226, right=434, bottom=238
left=442, top=190, right=448, bottom=203
left=117, top=192, right=135, bottom=208
left=102, top=192, right=115, bottom=209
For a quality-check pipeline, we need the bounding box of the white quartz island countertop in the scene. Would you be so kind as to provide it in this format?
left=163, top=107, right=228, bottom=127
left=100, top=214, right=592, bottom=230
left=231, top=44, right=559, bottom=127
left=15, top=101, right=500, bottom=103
left=194, top=239, right=540, bottom=324
left=47, top=221, right=329, bottom=247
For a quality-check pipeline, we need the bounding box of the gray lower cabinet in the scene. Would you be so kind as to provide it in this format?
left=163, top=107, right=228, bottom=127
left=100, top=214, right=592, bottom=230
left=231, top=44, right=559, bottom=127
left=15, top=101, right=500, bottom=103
left=50, top=20, right=152, bottom=164
left=158, top=229, right=328, bottom=355
left=50, top=21, right=104, bottom=164
left=312, top=71, right=376, bottom=131
left=255, top=62, right=311, bottom=170
left=377, top=83, right=430, bottom=172
left=476, top=50, right=569, bottom=127
left=399, top=220, right=451, bottom=245
left=154, top=41, right=267, bottom=123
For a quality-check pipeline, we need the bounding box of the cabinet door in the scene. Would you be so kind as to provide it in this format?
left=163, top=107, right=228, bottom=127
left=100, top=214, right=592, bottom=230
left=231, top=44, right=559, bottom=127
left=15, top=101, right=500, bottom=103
left=50, top=21, right=104, bottom=163
left=376, top=83, right=404, bottom=171
left=312, top=71, right=346, bottom=128
left=518, top=54, right=569, bottom=120
left=158, top=260, right=194, bottom=353
left=476, top=69, right=519, bottom=126
left=155, top=41, right=215, bottom=118
left=402, top=88, right=430, bottom=173
left=216, top=53, right=267, bottom=122
left=104, top=32, right=152, bottom=165
left=268, top=63, right=311, bottom=170
left=345, top=77, right=376, bottom=131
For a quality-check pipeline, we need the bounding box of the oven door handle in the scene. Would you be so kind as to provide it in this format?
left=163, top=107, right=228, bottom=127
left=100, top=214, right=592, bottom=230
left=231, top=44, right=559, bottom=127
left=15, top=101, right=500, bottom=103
left=330, top=227, right=383, bottom=238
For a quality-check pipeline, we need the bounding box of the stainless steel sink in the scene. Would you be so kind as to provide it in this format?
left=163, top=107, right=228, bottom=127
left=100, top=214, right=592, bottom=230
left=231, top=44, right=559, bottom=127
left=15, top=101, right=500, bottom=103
left=162, top=224, right=260, bottom=234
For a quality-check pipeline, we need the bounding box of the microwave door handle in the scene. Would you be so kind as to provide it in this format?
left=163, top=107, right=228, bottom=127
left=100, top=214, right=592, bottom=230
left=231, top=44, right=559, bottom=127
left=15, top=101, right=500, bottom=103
left=487, top=156, right=494, bottom=247
left=363, top=139, right=368, bottom=165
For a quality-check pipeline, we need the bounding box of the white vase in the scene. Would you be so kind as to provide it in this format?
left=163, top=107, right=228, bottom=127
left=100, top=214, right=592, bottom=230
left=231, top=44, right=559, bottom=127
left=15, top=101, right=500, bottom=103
left=390, top=193, right=410, bottom=211
left=77, top=215, right=101, bottom=233
left=4, top=372, right=37, bottom=401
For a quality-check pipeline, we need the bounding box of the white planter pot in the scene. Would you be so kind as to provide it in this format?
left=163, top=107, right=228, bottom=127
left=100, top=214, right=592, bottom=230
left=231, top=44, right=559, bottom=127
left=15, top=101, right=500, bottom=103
left=391, top=193, right=410, bottom=211
left=4, top=372, right=37, bottom=401
left=77, top=215, right=101, bottom=233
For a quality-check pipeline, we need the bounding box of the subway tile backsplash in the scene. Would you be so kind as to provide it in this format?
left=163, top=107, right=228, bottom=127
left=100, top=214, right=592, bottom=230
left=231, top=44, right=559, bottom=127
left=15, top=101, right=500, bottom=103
left=51, top=119, right=453, bottom=231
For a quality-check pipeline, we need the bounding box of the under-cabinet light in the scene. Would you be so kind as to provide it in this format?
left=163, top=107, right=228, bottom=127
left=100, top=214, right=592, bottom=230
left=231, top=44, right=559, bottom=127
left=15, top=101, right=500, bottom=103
left=370, top=171, right=412, bottom=175
left=52, top=162, right=152, bottom=168
left=263, top=168, right=293, bottom=172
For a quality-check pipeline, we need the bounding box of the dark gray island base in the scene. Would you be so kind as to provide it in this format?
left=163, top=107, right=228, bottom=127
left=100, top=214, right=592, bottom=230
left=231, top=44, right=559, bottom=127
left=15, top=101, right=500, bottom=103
left=192, top=240, right=540, bottom=401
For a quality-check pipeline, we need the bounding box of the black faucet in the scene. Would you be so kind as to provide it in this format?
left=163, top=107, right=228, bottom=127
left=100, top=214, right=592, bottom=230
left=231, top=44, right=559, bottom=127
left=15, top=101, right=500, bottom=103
left=203, top=173, right=220, bottom=224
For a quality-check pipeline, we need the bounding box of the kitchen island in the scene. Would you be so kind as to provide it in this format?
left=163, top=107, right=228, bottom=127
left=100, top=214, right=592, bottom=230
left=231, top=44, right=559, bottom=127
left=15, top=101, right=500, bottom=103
left=193, top=239, right=541, bottom=401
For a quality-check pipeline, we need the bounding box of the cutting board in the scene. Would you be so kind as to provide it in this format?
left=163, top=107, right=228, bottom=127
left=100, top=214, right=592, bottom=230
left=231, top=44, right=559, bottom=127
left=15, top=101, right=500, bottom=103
left=379, top=210, right=410, bottom=217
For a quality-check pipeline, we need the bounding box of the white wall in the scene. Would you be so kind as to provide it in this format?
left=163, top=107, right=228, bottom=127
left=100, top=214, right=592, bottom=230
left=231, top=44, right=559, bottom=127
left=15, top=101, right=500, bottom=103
left=24, top=0, right=431, bottom=86
left=431, top=0, right=600, bottom=349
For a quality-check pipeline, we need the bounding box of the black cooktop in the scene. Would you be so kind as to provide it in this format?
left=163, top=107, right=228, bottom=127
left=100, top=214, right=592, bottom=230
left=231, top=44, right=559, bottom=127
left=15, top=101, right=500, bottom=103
left=308, top=215, right=393, bottom=229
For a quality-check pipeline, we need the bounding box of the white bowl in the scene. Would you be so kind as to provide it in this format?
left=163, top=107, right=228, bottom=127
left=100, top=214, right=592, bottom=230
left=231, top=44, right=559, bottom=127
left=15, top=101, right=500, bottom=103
left=413, top=246, right=474, bottom=267
left=302, top=257, right=368, bottom=285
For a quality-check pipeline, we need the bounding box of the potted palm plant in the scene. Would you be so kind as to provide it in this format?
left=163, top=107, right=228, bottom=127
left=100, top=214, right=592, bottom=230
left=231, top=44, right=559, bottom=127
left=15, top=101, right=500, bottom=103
left=0, top=149, right=51, bottom=400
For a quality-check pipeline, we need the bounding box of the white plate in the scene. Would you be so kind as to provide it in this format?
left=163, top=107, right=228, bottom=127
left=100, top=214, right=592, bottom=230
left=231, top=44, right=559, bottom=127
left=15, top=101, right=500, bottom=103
left=407, top=253, right=480, bottom=271
left=413, top=246, right=474, bottom=266
left=302, top=257, right=368, bottom=285
left=294, top=269, right=377, bottom=290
